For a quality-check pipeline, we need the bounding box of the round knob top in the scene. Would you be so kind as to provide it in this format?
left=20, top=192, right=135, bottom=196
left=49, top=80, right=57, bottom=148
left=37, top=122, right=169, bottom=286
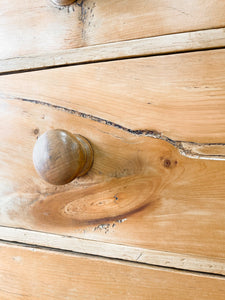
left=33, top=129, right=93, bottom=185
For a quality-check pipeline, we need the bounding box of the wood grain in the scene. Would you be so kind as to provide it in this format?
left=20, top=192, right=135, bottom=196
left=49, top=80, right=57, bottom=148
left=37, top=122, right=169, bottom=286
left=1, top=242, right=225, bottom=300
left=1, top=226, right=225, bottom=275
left=1, top=28, right=225, bottom=74
left=0, top=49, right=225, bottom=144
left=0, top=98, right=225, bottom=265
left=0, top=0, right=225, bottom=61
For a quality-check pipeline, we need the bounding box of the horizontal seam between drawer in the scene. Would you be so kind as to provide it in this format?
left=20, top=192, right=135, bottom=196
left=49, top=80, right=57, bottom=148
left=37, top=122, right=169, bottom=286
left=0, top=238, right=224, bottom=279
left=0, top=27, right=225, bottom=75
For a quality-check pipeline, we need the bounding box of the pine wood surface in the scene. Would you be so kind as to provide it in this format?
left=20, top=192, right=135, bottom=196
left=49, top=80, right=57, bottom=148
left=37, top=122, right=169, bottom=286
left=1, top=28, right=225, bottom=74
left=0, top=242, right=225, bottom=300
left=1, top=226, right=225, bottom=275
left=0, top=49, right=225, bottom=147
left=0, top=0, right=225, bottom=61
left=1, top=0, right=225, bottom=292
left=0, top=97, right=224, bottom=265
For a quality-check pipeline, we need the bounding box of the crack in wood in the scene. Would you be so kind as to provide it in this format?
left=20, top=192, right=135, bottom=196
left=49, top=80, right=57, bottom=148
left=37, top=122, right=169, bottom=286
left=2, top=95, right=225, bottom=160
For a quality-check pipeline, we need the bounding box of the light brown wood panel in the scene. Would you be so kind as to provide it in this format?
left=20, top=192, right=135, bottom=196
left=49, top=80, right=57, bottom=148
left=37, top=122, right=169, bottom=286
left=0, top=0, right=81, bottom=60
left=0, top=98, right=225, bottom=264
left=0, top=242, right=225, bottom=300
left=0, top=49, right=225, bottom=144
left=0, top=0, right=225, bottom=60
left=1, top=226, right=225, bottom=275
left=1, top=28, right=225, bottom=74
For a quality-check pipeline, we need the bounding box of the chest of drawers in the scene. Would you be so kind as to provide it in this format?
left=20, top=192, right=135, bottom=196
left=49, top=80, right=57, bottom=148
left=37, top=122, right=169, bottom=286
left=0, top=1, right=225, bottom=299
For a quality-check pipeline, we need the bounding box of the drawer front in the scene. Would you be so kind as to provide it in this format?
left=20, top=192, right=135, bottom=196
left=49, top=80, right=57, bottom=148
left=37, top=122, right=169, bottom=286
left=0, top=0, right=225, bottom=60
left=0, top=242, right=225, bottom=300
left=0, top=50, right=225, bottom=271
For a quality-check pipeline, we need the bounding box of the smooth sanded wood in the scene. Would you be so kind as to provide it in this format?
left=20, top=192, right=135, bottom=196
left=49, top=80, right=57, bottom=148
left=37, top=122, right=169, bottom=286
left=0, top=49, right=225, bottom=144
left=0, top=242, right=225, bottom=300
left=1, top=226, right=225, bottom=275
left=0, top=0, right=225, bottom=61
left=1, top=28, right=225, bottom=74
left=0, top=98, right=224, bottom=265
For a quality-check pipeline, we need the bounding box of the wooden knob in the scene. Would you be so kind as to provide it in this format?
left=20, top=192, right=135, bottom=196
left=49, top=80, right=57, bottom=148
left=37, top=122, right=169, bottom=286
left=51, top=0, right=75, bottom=6
left=33, top=129, right=93, bottom=185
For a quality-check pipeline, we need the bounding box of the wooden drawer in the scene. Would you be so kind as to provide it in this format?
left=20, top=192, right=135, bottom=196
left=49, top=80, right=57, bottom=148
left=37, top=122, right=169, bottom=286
left=0, top=0, right=225, bottom=61
left=0, top=242, right=225, bottom=300
left=0, top=49, right=225, bottom=275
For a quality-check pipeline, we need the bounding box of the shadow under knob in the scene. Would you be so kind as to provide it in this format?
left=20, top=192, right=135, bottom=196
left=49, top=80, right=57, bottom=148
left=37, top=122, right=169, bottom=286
left=33, top=129, right=93, bottom=185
